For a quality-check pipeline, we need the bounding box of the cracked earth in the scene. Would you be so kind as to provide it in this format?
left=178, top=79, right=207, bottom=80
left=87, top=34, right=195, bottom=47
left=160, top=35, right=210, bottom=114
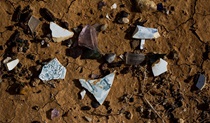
left=0, top=0, right=210, bottom=123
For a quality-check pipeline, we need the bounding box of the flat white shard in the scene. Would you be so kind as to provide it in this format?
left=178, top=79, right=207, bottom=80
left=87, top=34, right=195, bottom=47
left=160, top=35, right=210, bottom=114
left=39, top=58, right=66, bottom=81
left=50, top=22, right=74, bottom=42
left=111, top=3, right=117, bottom=9
left=196, top=74, right=206, bottom=90
left=140, top=39, right=145, bottom=49
left=28, top=16, right=40, bottom=33
left=80, top=90, right=86, bottom=99
left=132, top=25, right=160, bottom=39
left=152, top=58, right=168, bottom=76
left=6, top=59, right=19, bottom=71
left=79, top=72, right=116, bottom=105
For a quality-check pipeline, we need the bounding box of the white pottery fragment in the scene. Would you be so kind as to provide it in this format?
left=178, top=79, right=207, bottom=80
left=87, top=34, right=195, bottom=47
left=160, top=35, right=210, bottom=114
left=132, top=25, right=160, bottom=39
left=6, top=59, right=19, bottom=71
left=152, top=58, right=168, bottom=76
left=50, top=22, right=74, bottom=42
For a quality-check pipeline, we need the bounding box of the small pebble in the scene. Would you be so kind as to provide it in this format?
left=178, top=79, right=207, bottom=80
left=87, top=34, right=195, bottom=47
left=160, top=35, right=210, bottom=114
left=51, top=108, right=59, bottom=119
left=118, top=17, right=129, bottom=24
left=90, top=73, right=100, bottom=79
left=91, top=101, right=100, bottom=108
left=125, top=111, right=133, bottom=120
left=81, top=106, right=91, bottom=111
left=100, top=24, right=108, bottom=31
left=105, top=53, right=116, bottom=63
left=84, top=116, right=92, bottom=122
left=178, top=118, right=185, bottom=123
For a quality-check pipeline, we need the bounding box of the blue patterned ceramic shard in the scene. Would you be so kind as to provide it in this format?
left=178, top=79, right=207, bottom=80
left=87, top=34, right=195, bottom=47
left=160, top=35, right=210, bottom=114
left=79, top=72, right=116, bottom=105
left=39, top=58, right=66, bottom=81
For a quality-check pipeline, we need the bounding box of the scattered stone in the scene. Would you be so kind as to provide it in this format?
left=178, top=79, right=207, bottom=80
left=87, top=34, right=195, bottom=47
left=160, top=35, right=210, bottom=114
left=177, top=118, right=185, bottom=123
left=90, top=73, right=100, bottom=79
left=40, top=8, right=56, bottom=22
left=125, top=111, right=133, bottom=120
left=12, top=5, right=21, bottom=22
left=27, top=54, right=35, bottom=60
left=196, top=74, right=206, bottom=90
left=78, top=25, right=98, bottom=50
left=121, top=17, right=129, bottom=24
left=91, top=101, right=100, bottom=108
left=105, top=53, right=116, bottom=63
left=98, top=1, right=106, bottom=10
left=157, top=3, right=164, bottom=11
left=28, top=16, right=40, bottom=34
left=50, top=22, right=74, bottom=42
left=125, top=53, right=145, bottom=65
left=51, top=108, right=59, bottom=119
left=80, top=72, right=116, bottom=105
left=80, top=89, right=86, bottom=99
left=132, top=25, right=160, bottom=39
left=120, top=11, right=129, bottom=17
left=81, top=106, right=91, bottom=111
left=152, top=58, right=168, bottom=76
left=83, top=116, right=92, bottom=122
left=3, top=57, right=12, bottom=64
left=111, top=3, right=117, bottom=9
left=5, top=59, right=19, bottom=71
left=39, top=58, right=66, bottom=81
left=100, top=24, right=108, bottom=31
left=134, top=0, right=157, bottom=11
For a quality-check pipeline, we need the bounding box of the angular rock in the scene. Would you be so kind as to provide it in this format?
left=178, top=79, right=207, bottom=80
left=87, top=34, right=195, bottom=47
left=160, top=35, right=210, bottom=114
left=152, top=58, right=168, bottom=76
left=6, top=59, right=19, bottom=71
left=79, top=72, right=116, bottom=105
left=51, top=108, right=59, bottom=119
left=196, top=74, right=206, bottom=90
left=78, top=25, right=98, bottom=50
left=28, top=16, right=40, bottom=34
left=125, top=53, right=145, bottom=65
left=132, top=25, right=160, bottom=39
left=105, top=53, right=116, bottom=63
left=50, top=22, right=74, bottom=42
left=84, top=116, right=92, bottom=122
left=39, top=58, right=66, bottom=81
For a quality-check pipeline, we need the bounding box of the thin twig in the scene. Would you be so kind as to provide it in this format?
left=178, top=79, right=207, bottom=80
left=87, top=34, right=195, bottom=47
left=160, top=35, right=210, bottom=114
left=143, top=97, right=165, bottom=123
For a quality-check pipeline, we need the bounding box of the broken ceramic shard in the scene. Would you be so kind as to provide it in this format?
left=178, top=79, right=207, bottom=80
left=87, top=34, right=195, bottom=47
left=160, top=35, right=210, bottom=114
left=51, top=108, right=59, bottom=119
left=105, top=53, right=116, bottom=63
left=78, top=25, right=98, bottom=50
left=152, top=58, right=168, bottom=76
left=28, top=16, right=40, bottom=34
left=6, top=59, right=19, bottom=71
left=125, top=53, right=145, bottom=65
left=132, top=25, right=160, bottom=39
left=50, top=22, right=74, bottom=42
left=80, top=90, right=86, bottom=99
left=196, top=74, right=206, bottom=90
left=140, top=39, right=145, bottom=49
left=79, top=72, right=116, bottom=105
left=39, top=58, right=66, bottom=81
